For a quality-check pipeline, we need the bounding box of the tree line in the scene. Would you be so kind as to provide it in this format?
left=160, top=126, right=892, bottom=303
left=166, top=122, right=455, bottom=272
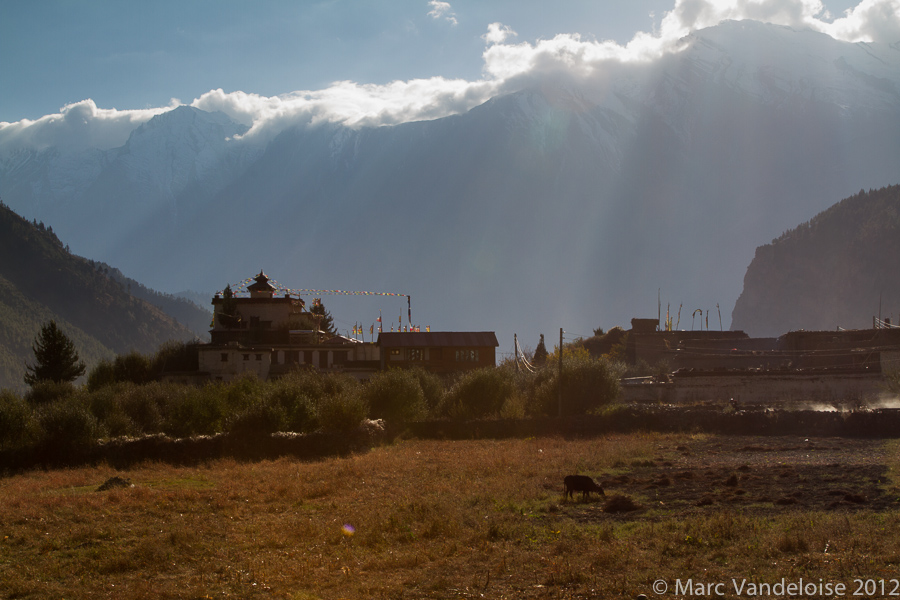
left=2, top=321, right=624, bottom=467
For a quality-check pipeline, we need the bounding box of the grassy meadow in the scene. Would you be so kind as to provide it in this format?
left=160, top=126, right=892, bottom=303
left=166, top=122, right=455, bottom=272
left=3, top=433, right=900, bottom=599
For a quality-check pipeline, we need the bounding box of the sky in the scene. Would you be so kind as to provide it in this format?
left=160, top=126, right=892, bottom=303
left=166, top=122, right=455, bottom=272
left=1, top=0, right=897, bottom=150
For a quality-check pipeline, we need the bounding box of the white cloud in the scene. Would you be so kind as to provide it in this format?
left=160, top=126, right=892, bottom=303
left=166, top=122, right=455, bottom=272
left=483, top=0, right=900, bottom=86
left=821, top=0, right=900, bottom=42
left=2, top=0, right=898, bottom=154
left=190, top=78, right=501, bottom=143
left=427, top=1, right=458, bottom=26
left=654, top=0, right=900, bottom=44
left=0, top=99, right=175, bottom=153
left=483, top=22, right=517, bottom=45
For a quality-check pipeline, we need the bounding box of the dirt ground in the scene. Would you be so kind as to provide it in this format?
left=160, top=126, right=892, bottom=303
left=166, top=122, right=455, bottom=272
left=559, top=435, right=900, bottom=519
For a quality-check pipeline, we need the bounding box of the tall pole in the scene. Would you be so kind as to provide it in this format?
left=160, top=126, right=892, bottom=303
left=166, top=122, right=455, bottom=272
left=558, top=328, right=563, bottom=418
left=514, top=333, right=519, bottom=373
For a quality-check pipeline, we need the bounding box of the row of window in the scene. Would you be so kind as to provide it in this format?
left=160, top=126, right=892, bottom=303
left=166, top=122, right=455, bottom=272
left=222, top=348, right=482, bottom=363
left=390, top=348, right=481, bottom=362
left=455, top=349, right=479, bottom=362
left=221, top=353, right=264, bottom=362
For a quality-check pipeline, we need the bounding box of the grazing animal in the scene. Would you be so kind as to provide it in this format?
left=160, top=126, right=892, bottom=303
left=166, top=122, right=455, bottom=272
left=564, top=475, right=605, bottom=500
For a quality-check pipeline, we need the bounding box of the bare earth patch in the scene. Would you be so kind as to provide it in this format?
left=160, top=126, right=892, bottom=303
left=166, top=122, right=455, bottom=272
left=560, top=435, right=900, bottom=519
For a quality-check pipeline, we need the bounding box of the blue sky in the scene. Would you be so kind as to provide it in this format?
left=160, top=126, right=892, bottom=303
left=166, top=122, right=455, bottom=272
left=0, top=1, right=681, bottom=121
left=0, top=0, right=885, bottom=131
left=0, top=0, right=900, bottom=153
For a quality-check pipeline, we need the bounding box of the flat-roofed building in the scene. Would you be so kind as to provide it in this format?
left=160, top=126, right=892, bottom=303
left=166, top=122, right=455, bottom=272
left=378, top=331, right=499, bottom=374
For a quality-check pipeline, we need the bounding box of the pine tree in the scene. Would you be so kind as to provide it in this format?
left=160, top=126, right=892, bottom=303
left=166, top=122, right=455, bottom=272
left=217, top=284, right=241, bottom=328
left=310, top=298, right=337, bottom=336
left=24, top=320, right=86, bottom=386
left=533, top=334, right=549, bottom=366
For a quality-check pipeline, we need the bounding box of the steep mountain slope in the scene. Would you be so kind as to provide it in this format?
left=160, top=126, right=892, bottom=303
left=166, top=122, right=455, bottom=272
left=731, top=185, right=900, bottom=336
left=2, top=21, right=900, bottom=346
left=0, top=203, right=206, bottom=391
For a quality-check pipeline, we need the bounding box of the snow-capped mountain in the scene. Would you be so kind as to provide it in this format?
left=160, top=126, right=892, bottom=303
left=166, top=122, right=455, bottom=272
left=1, top=106, right=257, bottom=260
left=2, top=21, right=900, bottom=344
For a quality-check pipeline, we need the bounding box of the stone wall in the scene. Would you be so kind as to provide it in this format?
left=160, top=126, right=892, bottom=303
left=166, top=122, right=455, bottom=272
left=621, top=369, right=890, bottom=406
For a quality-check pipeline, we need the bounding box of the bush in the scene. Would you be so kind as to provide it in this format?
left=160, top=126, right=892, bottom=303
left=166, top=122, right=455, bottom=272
left=34, top=400, right=103, bottom=462
left=277, top=368, right=329, bottom=401
left=150, top=341, right=199, bottom=374
left=318, top=387, right=368, bottom=433
left=320, top=372, right=359, bottom=399
left=408, top=368, right=445, bottom=416
left=226, top=398, right=287, bottom=438
left=440, top=368, right=516, bottom=420
left=219, top=373, right=265, bottom=414
left=0, top=390, right=38, bottom=451
left=113, top=351, right=154, bottom=385
left=361, top=369, right=427, bottom=424
left=87, top=360, right=117, bottom=391
left=25, top=381, right=76, bottom=406
left=85, top=383, right=139, bottom=438
left=162, top=384, right=226, bottom=438
left=530, top=355, right=622, bottom=417
left=265, top=376, right=319, bottom=433
left=120, top=382, right=175, bottom=433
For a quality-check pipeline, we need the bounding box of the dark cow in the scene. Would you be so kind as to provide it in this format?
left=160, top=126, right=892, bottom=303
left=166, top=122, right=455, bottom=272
left=564, top=475, right=605, bottom=501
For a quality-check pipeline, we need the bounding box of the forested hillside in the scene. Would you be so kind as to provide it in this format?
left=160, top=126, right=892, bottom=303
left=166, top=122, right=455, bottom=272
left=0, top=202, right=205, bottom=391
left=731, top=185, right=900, bottom=336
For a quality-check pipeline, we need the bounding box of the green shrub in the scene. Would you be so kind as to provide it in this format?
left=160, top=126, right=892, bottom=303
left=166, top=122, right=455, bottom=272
left=113, top=351, right=154, bottom=385
left=85, top=383, right=139, bottom=438
left=318, top=387, right=368, bottom=433
left=120, top=382, right=174, bottom=433
left=498, top=392, right=527, bottom=419
left=408, top=368, right=445, bottom=416
left=440, top=368, right=516, bottom=420
left=226, top=398, right=287, bottom=438
left=530, top=355, right=622, bottom=417
left=34, top=399, right=103, bottom=461
left=87, top=360, right=117, bottom=390
left=277, top=368, right=329, bottom=401
left=0, top=390, right=37, bottom=451
left=265, top=377, right=319, bottom=433
left=320, top=372, right=359, bottom=399
left=361, top=369, right=427, bottom=424
left=162, top=384, right=225, bottom=438
left=25, top=381, right=76, bottom=406
left=150, top=341, right=199, bottom=375
left=220, top=373, right=265, bottom=414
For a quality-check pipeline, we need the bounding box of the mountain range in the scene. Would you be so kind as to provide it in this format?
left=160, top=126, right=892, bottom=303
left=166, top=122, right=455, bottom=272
left=0, top=204, right=210, bottom=392
left=2, top=20, right=900, bottom=347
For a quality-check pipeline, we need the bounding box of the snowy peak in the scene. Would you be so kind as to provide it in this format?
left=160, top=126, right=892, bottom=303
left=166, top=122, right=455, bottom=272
left=672, top=20, right=900, bottom=111
left=125, top=106, right=247, bottom=148
left=112, top=106, right=257, bottom=204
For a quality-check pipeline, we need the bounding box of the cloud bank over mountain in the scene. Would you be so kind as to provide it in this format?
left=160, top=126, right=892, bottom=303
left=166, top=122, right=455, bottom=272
left=3, top=0, right=898, bottom=155
left=2, top=15, right=899, bottom=344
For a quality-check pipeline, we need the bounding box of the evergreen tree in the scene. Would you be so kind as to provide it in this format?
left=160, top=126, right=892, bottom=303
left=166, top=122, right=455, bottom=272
left=24, top=320, right=86, bottom=386
left=310, top=298, right=337, bottom=336
left=218, top=284, right=241, bottom=328
left=533, top=334, right=549, bottom=366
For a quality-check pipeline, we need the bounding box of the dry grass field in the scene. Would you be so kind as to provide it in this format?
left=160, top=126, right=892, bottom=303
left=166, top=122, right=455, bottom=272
left=2, top=433, right=900, bottom=599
